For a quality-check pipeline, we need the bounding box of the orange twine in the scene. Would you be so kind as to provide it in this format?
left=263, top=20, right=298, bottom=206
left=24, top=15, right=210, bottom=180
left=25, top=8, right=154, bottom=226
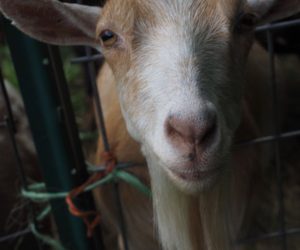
left=65, top=151, right=116, bottom=237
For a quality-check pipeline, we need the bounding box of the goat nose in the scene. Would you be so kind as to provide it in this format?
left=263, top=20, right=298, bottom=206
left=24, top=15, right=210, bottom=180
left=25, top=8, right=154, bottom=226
left=165, top=112, right=217, bottom=150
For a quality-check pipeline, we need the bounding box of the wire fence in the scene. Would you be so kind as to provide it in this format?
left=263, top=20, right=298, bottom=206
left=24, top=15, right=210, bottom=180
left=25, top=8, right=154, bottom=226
left=0, top=6, right=299, bottom=250
left=0, top=63, right=44, bottom=249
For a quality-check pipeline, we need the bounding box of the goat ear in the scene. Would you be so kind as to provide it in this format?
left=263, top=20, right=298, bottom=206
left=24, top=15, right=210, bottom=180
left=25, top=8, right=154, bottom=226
left=0, top=0, right=101, bottom=49
left=247, top=0, right=300, bottom=24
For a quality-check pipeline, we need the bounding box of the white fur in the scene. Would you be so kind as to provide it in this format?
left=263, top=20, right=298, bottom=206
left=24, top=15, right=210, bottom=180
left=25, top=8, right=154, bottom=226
left=120, top=6, right=232, bottom=178
left=98, top=1, right=299, bottom=249
left=1, top=0, right=299, bottom=249
left=116, top=4, right=236, bottom=249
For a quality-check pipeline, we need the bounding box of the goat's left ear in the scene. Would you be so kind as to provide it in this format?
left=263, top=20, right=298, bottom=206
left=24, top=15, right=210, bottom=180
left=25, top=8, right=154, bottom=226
left=0, top=0, right=101, bottom=49
left=247, top=0, right=300, bottom=24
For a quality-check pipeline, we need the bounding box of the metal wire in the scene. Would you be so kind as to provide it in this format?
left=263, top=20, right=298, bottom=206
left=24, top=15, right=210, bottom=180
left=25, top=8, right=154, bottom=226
left=74, top=1, right=110, bottom=153
left=267, top=30, right=287, bottom=250
left=236, top=130, right=300, bottom=147
left=0, top=66, right=43, bottom=249
left=87, top=162, right=145, bottom=173
left=71, top=54, right=103, bottom=64
left=72, top=2, right=127, bottom=247
left=77, top=45, right=130, bottom=250
left=1, top=7, right=299, bottom=250
left=256, top=19, right=300, bottom=32
left=47, top=45, right=105, bottom=250
left=69, top=18, right=300, bottom=250
left=0, top=227, right=31, bottom=243
left=237, top=228, right=300, bottom=245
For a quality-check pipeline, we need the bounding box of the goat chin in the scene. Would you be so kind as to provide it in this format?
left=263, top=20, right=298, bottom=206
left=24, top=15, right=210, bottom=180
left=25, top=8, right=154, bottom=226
left=147, top=150, right=232, bottom=250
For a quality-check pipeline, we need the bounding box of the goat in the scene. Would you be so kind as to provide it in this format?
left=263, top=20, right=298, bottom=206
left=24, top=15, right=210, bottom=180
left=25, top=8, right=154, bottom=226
left=1, top=0, right=299, bottom=249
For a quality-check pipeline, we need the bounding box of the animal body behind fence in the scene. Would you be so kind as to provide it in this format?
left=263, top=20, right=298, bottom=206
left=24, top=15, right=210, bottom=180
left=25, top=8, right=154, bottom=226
left=0, top=81, right=43, bottom=249
left=0, top=0, right=300, bottom=250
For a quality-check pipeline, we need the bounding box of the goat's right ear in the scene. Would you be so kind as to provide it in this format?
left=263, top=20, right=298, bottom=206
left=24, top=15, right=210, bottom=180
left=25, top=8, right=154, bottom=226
left=246, top=0, right=300, bottom=24
left=0, top=0, right=101, bottom=49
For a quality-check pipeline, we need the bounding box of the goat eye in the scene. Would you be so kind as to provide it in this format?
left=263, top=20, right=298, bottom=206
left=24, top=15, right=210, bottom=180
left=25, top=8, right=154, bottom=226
left=99, top=30, right=118, bottom=47
left=235, top=13, right=258, bottom=33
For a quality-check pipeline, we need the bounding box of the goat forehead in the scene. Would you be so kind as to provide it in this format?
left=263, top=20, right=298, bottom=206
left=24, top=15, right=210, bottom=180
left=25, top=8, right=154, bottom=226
left=131, top=9, right=230, bottom=101
left=102, top=0, right=233, bottom=29
left=139, top=0, right=228, bottom=26
left=122, top=1, right=231, bottom=86
left=131, top=1, right=230, bottom=57
left=130, top=0, right=230, bottom=49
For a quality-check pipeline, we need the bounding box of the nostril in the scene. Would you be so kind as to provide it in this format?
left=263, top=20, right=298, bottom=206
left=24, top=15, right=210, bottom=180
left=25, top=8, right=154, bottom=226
left=166, top=118, right=181, bottom=137
left=198, top=119, right=217, bottom=146
left=165, top=116, right=193, bottom=143
left=165, top=112, right=218, bottom=148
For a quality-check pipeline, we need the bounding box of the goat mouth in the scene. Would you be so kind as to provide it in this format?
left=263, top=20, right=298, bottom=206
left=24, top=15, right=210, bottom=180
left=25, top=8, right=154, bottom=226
left=168, top=167, right=221, bottom=182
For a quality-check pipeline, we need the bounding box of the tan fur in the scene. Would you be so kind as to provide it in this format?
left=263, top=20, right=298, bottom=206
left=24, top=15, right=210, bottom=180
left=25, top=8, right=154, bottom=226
left=93, top=64, right=157, bottom=250
left=1, top=0, right=299, bottom=249
left=93, top=42, right=300, bottom=250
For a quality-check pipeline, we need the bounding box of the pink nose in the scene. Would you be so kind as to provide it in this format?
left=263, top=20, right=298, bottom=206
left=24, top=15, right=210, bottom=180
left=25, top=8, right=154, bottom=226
left=165, top=112, right=217, bottom=155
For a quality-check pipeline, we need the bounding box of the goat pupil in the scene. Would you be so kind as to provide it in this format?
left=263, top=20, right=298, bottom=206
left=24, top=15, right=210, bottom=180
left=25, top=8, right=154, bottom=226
left=235, top=12, right=257, bottom=33
left=241, top=13, right=257, bottom=26
left=101, top=30, right=114, bottom=42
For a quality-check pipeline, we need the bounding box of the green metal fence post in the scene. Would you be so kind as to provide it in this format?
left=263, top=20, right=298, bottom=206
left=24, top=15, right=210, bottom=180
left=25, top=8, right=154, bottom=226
left=2, top=18, right=104, bottom=250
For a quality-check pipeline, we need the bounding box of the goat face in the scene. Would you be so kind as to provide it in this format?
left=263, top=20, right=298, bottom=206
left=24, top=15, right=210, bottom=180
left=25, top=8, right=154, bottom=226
left=97, top=0, right=254, bottom=192
left=2, top=0, right=298, bottom=193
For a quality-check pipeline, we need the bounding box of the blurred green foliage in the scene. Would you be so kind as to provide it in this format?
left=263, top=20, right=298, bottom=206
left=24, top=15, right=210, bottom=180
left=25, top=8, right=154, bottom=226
left=0, top=44, right=88, bottom=127
left=0, top=45, right=18, bottom=88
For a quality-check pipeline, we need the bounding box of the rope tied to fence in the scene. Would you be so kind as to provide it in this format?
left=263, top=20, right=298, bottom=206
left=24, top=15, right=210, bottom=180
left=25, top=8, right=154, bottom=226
left=65, top=151, right=117, bottom=237
left=20, top=155, right=151, bottom=249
